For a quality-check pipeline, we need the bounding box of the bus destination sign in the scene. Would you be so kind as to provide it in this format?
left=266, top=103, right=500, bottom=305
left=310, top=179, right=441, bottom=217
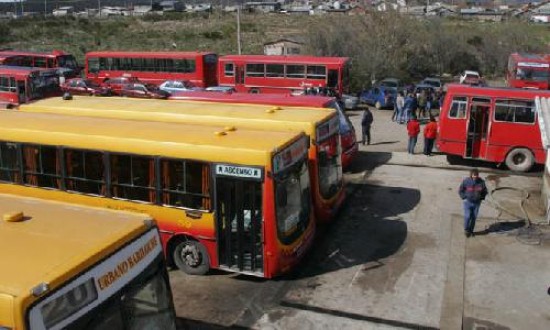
left=215, top=164, right=262, bottom=179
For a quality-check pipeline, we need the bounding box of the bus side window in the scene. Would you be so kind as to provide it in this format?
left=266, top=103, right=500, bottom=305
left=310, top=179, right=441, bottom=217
left=21, top=144, right=62, bottom=189
left=160, top=158, right=211, bottom=210
left=64, top=148, right=105, bottom=195
left=0, top=142, right=21, bottom=183
left=449, top=96, right=467, bottom=119
left=111, top=154, right=156, bottom=203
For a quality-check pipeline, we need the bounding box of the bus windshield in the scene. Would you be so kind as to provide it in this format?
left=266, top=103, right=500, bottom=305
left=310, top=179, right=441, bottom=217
left=61, top=258, right=175, bottom=330
left=517, top=68, right=550, bottom=81
left=58, top=55, right=79, bottom=69
left=275, top=160, right=311, bottom=244
left=318, top=134, right=342, bottom=199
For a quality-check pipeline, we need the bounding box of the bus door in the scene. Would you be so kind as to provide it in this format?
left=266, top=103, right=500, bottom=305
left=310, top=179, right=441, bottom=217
left=465, top=98, right=490, bottom=159
left=215, top=166, right=263, bottom=275
left=235, top=64, right=245, bottom=87
left=327, top=69, right=338, bottom=93
left=17, top=80, right=26, bottom=103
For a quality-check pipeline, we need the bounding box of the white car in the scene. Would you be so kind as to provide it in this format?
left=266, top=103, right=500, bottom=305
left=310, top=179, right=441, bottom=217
left=459, top=70, right=481, bottom=85
left=341, top=94, right=359, bottom=110
left=159, top=80, right=202, bottom=94
left=421, top=77, right=443, bottom=91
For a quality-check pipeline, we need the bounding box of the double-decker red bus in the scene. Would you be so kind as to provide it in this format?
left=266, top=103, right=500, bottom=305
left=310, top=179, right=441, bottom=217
left=169, top=91, right=358, bottom=169
left=0, top=66, right=60, bottom=108
left=437, top=84, right=550, bottom=172
left=217, top=55, right=350, bottom=97
left=85, top=51, right=218, bottom=87
left=506, top=53, right=550, bottom=90
left=0, top=49, right=80, bottom=78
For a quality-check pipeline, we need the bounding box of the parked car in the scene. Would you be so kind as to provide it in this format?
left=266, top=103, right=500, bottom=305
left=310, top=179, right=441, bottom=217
left=61, top=78, right=111, bottom=96
left=102, top=77, right=141, bottom=95
left=360, top=86, right=396, bottom=109
left=379, top=78, right=404, bottom=91
left=121, top=83, right=170, bottom=99
left=341, top=94, right=360, bottom=110
left=205, top=86, right=236, bottom=94
left=159, top=80, right=202, bottom=94
left=459, top=70, right=482, bottom=85
left=421, top=77, right=443, bottom=92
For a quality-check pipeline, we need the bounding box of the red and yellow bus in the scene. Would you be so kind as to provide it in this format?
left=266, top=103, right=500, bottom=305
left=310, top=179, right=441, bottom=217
left=217, top=55, right=350, bottom=97
left=0, top=49, right=80, bottom=77
left=85, top=51, right=218, bottom=87
left=0, top=111, right=314, bottom=278
left=21, top=96, right=344, bottom=223
left=506, top=53, right=550, bottom=90
left=169, top=91, right=358, bottom=169
left=437, top=84, right=550, bottom=171
left=0, top=66, right=60, bottom=108
left=0, top=193, right=177, bottom=330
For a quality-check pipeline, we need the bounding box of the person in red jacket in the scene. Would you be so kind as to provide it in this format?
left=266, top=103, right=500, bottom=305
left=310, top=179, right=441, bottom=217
left=423, top=116, right=438, bottom=156
left=406, top=115, right=420, bottom=154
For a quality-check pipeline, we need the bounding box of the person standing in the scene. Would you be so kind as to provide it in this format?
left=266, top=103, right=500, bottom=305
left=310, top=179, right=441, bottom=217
left=403, top=93, right=413, bottom=123
left=396, top=91, right=405, bottom=124
left=407, top=115, right=420, bottom=154
left=423, top=116, right=438, bottom=156
left=459, top=168, right=488, bottom=237
left=361, top=107, right=374, bottom=145
left=418, top=90, right=427, bottom=119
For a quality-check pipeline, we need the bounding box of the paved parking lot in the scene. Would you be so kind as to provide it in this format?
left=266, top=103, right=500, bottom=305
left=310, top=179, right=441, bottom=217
left=171, top=106, right=550, bottom=330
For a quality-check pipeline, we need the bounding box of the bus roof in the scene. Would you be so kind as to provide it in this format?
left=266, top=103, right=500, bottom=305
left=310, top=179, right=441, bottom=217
left=219, top=55, right=349, bottom=65
left=169, top=91, right=335, bottom=108
left=445, top=83, right=550, bottom=98
left=21, top=96, right=335, bottom=139
left=86, top=51, right=216, bottom=58
left=510, top=52, right=548, bottom=63
left=0, top=193, right=150, bottom=312
left=0, top=50, right=68, bottom=58
left=0, top=110, right=306, bottom=166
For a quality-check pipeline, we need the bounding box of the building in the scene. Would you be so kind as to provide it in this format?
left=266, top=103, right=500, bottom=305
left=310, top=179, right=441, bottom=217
left=263, top=38, right=304, bottom=55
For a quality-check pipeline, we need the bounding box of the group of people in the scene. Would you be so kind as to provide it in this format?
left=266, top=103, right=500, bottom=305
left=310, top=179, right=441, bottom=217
left=361, top=107, right=438, bottom=156
left=391, top=89, right=444, bottom=124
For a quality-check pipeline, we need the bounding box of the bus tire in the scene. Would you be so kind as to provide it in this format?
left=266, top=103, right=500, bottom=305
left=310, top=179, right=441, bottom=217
left=505, top=148, right=534, bottom=172
left=375, top=101, right=382, bottom=110
left=249, top=88, right=260, bottom=94
left=173, top=239, right=210, bottom=275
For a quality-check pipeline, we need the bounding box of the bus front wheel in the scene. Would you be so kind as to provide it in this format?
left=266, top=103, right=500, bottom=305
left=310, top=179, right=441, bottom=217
left=505, top=148, right=534, bottom=172
left=173, top=239, right=210, bottom=275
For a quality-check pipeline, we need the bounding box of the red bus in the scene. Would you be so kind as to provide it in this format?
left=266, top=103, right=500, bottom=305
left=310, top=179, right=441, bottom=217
left=0, top=66, right=60, bottom=108
left=506, top=53, right=550, bottom=90
left=437, top=84, right=550, bottom=172
left=0, top=49, right=80, bottom=78
left=85, top=51, right=218, bottom=87
left=169, top=91, right=358, bottom=169
left=217, top=55, right=350, bottom=97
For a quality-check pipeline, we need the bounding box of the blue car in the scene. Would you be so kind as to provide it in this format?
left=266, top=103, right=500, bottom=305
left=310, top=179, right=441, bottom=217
left=360, top=86, right=396, bottom=110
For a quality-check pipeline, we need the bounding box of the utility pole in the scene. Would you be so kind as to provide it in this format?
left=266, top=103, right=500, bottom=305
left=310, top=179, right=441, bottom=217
left=44, top=0, right=47, bottom=17
left=98, top=0, right=101, bottom=17
left=237, top=4, right=242, bottom=54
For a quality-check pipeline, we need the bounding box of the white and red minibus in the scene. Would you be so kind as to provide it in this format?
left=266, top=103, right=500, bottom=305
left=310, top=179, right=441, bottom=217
left=438, top=84, right=550, bottom=171
left=506, top=53, right=550, bottom=90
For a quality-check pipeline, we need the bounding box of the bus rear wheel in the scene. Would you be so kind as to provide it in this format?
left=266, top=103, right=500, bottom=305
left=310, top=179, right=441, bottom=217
left=173, top=239, right=210, bottom=275
left=505, top=148, right=534, bottom=172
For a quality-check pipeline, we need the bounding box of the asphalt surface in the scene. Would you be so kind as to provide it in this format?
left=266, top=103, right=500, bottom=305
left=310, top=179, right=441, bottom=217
left=170, top=106, right=550, bottom=330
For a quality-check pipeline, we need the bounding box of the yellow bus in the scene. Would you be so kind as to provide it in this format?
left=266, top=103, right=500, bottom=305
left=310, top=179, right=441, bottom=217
left=0, top=111, right=314, bottom=278
left=19, top=96, right=345, bottom=223
left=0, top=193, right=176, bottom=330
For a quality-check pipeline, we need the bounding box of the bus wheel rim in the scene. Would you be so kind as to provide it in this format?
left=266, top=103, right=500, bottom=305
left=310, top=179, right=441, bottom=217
left=513, top=154, right=525, bottom=165
left=181, top=244, right=201, bottom=267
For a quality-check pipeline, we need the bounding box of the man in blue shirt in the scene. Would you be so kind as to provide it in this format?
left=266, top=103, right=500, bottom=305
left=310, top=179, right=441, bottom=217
left=459, top=168, right=488, bottom=237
